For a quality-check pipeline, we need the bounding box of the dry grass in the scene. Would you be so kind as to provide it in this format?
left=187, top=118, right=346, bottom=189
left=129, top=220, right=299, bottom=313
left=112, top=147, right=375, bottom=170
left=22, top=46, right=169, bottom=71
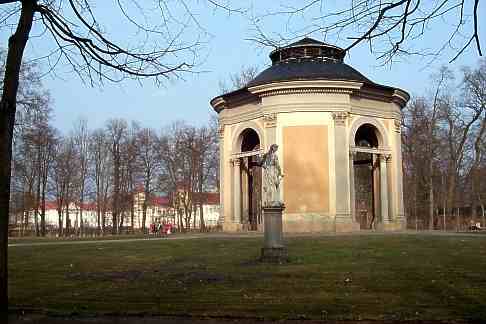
left=8, top=233, right=486, bottom=321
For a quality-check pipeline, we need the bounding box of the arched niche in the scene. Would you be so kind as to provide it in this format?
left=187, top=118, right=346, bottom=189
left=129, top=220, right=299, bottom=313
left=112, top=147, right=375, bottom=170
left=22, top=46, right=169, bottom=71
left=232, top=122, right=264, bottom=153
left=349, top=117, right=388, bottom=149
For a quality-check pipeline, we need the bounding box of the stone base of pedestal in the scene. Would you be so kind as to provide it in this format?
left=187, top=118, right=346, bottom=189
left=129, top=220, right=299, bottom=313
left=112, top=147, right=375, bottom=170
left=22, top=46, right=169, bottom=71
left=260, top=247, right=289, bottom=263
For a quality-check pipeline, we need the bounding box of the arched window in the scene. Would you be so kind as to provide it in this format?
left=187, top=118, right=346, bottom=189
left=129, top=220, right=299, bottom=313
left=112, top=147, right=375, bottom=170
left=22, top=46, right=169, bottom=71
left=355, top=124, right=379, bottom=148
left=240, top=128, right=260, bottom=152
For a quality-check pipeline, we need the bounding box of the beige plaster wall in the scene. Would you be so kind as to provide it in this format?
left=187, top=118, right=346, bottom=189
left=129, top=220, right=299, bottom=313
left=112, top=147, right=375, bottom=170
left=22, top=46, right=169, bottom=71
left=217, top=81, right=406, bottom=232
left=282, top=125, right=330, bottom=214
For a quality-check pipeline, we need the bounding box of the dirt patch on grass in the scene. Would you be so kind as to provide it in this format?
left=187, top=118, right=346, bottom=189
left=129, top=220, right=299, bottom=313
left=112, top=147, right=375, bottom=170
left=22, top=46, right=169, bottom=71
left=66, top=270, right=143, bottom=282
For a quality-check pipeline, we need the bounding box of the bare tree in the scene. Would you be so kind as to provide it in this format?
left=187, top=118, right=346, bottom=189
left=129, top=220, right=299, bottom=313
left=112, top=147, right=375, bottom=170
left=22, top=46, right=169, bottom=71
left=136, top=127, right=159, bottom=232
left=402, top=61, right=486, bottom=231
left=118, top=122, right=138, bottom=232
left=72, top=118, right=89, bottom=236
left=251, top=1, right=483, bottom=64
left=219, top=65, right=260, bottom=93
left=0, top=0, right=242, bottom=306
left=51, top=137, right=77, bottom=237
left=159, top=122, right=191, bottom=231
left=89, top=128, right=111, bottom=235
left=462, top=59, right=486, bottom=225
left=106, top=119, right=127, bottom=234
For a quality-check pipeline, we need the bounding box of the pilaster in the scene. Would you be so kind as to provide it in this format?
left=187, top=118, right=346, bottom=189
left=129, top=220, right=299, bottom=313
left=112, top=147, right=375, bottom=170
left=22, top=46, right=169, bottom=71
left=333, top=112, right=358, bottom=232
left=379, top=154, right=390, bottom=224
left=263, top=113, right=277, bottom=151
left=386, top=154, right=395, bottom=222
left=218, top=124, right=225, bottom=225
left=233, top=158, right=242, bottom=224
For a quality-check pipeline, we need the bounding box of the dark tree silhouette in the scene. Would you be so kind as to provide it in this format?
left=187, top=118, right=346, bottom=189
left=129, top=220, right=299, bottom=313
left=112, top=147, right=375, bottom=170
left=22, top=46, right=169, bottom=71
left=250, top=0, right=483, bottom=64
left=0, top=0, right=240, bottom=311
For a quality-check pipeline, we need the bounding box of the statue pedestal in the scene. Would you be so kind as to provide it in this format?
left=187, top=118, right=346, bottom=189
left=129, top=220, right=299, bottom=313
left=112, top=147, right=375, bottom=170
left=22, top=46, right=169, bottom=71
left=260, top=206, right=288, bottom=263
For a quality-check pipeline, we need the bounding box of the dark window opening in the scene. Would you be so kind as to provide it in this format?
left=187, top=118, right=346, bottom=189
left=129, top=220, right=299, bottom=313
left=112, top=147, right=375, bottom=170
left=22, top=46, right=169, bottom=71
left=355, top=124, right=379, bottom=148
left=241, top=128, right=260, bottom=152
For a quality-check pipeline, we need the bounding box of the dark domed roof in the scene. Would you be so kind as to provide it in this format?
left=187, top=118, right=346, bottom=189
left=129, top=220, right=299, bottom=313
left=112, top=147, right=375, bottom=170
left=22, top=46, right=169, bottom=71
left=210, top=37, right=410, bottom=112
left=247, top=60, right=373, bottom=87
left=248, top=37, right=374, bottom=87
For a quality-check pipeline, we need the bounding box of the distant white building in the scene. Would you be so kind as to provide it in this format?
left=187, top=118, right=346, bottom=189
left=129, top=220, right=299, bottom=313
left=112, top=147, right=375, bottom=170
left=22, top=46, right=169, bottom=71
left=10, top=189, right=220, bottom=233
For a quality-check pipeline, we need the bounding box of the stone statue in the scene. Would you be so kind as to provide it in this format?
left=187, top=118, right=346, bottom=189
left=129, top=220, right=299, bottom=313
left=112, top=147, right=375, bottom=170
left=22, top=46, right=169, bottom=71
left=258, top=144, right=284, bottom=208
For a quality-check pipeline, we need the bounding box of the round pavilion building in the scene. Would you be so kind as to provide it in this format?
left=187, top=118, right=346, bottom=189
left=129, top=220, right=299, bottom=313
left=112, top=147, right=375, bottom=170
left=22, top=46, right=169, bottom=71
left=210, top=38, right=409, bottom=233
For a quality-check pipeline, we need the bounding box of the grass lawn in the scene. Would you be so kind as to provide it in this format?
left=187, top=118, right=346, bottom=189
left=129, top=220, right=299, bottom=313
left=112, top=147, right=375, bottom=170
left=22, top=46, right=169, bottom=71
left=8, top=234, right=486, bottom=321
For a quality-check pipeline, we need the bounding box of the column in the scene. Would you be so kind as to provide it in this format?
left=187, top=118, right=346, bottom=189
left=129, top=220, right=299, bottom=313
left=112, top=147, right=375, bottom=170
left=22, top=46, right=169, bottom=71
left=349, top=151, right=356, bottom=222
left=394, top=119, right=405, bottom=223
left=386, top=155, right=395, bottom=222
left=218, top=124, right=225, bottom=224
left=233, top=158, right=242, bottom=224
left=332, top=112, right=352, bottom=223
left=379, top=154, right=389, bottom=224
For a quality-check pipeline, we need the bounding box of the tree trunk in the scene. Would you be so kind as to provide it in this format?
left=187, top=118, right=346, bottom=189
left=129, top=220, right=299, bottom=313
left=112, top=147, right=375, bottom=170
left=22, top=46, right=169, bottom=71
left=471, top=178, right=477, bottom=221
left=428, top=164, right=434, bottom=230
left=456, top=207, right=460, bottom=232
left=79, top=195, right=84, bottom=237
left=0, top=0, right=36, bottom=311
left=130, top=197, right=134, bottom=233
left=65, top=202, right=70, bottom=236
left=101, top=207, right=106, bottom=235
left=481, top=202, right=485, bottom=228
left=57, top=208, right=63, bottom=237
left=446, top=165, right=456, bottom=230
left=34, top=151, right=41, bottom=236
left=112, top=154, right=120, bottom=235
left=40, top=178, right=46, bottom=236
left=96, top=204, right=101, bottom=235
left=199, top=171, right=205, bottom=232
left=142, top=199, right=147, bottom=233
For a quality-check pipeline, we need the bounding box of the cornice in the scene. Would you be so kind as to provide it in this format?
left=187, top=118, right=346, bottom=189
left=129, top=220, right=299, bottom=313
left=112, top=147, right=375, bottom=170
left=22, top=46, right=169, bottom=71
left=211, top=97, right=226, bottom=112
left=392, top=89, right=410, bottom=108
left=248, top=80, right=363, bottom=98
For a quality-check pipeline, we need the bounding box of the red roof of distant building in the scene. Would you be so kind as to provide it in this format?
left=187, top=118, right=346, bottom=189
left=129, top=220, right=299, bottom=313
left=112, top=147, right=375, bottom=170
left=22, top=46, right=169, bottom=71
left=44, top=201, right=57, bottom=210
left=77, top=202, right=97, bottom=210
left=43, top=201, right=98, bottom=211
left=193, top=192, right=220, bottom=205
left=151, top=196, right=170, bottom=207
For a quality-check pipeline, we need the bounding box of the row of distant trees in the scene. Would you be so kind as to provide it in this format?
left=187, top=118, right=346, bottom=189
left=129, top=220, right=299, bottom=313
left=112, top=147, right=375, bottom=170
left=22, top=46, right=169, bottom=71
left=9, top=60, right=219, bottom=237
left=402, top=60, right=486, bottom=230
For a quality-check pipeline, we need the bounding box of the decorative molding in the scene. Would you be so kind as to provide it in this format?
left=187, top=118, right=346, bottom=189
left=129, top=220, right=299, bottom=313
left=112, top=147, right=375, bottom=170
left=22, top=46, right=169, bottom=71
left=392, top=89, right=410, bottom=108
left=210, top=97, right=226, bottom=112
left=385, top=154, right=392, bottom=163
left=248, top=80, right=362, bottom=98
left=350, top=146, right=392, bottom=155
left=349, top=151, right=358, bottom=160
left=393, top=119, right=401, bottom=133
left=332, top=112, right=348, bottom=126
left=263, top=113, right=277, bottom=128
left=232, top=149, right=263, bottom=159
left=233, top=158, right=241, bottom=166
left=218, top=125, right=225, bottom=138
left=257, top=87, right=354, bottom=98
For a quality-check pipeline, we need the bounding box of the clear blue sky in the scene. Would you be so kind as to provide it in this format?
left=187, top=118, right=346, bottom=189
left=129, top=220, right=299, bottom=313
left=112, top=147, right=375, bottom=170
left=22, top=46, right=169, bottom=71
left=2, top=1, right=485, bottom=133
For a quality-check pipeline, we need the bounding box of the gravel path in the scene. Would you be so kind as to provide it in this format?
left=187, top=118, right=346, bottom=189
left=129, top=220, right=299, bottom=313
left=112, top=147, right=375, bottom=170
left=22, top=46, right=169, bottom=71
left=8, top=230, right=485, bottom=248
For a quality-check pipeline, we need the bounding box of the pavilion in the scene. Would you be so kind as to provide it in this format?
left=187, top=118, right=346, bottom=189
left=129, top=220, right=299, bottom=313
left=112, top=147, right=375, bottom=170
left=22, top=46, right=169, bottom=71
left=210, top=38, right=409, bottom=232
